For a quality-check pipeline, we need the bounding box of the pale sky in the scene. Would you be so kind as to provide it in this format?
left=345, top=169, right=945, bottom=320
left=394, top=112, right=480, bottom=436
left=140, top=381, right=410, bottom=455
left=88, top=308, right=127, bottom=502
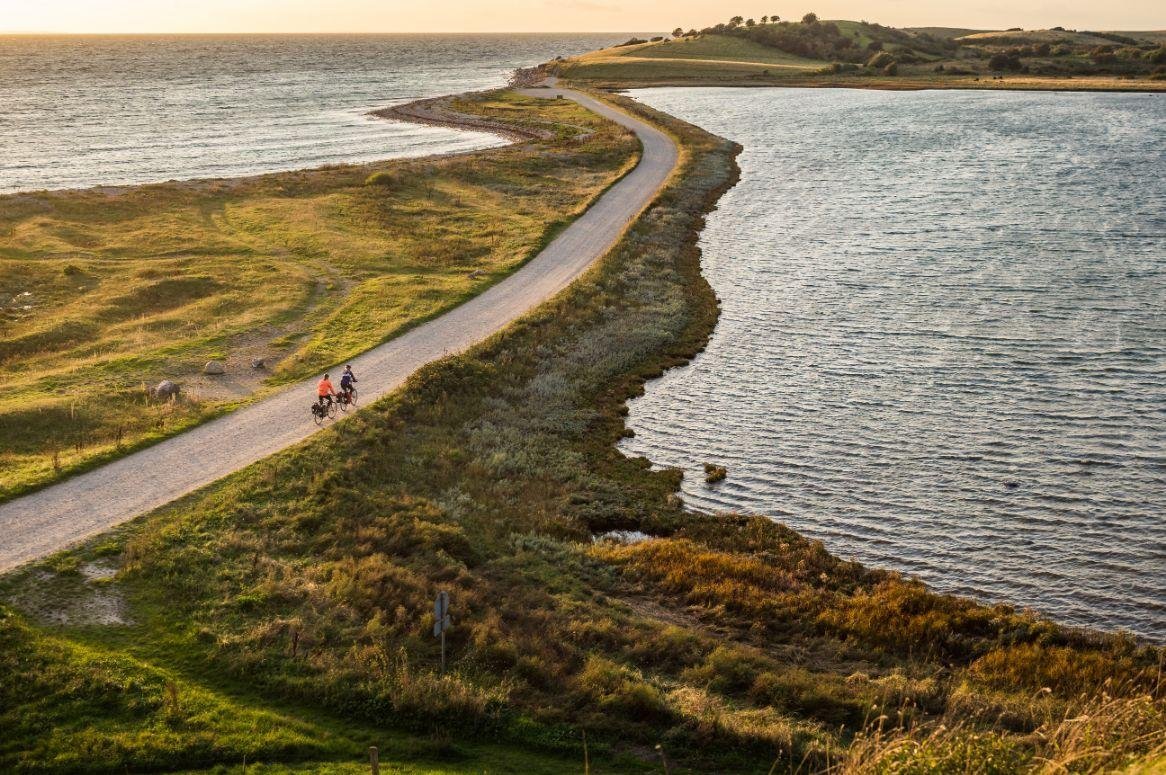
left=2, top=0, right=1162, bottom=34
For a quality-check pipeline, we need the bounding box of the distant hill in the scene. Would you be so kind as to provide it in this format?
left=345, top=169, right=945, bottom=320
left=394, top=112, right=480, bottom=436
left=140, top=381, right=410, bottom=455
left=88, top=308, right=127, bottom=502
left=955, top=28, right=1163, bottom=47
left=553, top=16, right=1166, bottom=89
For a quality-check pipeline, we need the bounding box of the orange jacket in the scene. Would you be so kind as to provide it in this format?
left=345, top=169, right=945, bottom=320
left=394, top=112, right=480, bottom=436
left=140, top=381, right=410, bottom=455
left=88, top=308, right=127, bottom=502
left=317, top=378, right=335, bottom=397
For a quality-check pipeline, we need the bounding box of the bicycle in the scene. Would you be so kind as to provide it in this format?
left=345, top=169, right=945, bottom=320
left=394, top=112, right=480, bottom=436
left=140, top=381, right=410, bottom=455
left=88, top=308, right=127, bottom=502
left=335, top=386, right=358, bottom=413
left=310, top=397, right=338, bottom=425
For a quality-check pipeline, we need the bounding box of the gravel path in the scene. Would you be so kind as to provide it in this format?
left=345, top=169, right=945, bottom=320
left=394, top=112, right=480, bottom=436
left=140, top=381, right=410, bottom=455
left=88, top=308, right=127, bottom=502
left=0, top=85, right=678, bottom=573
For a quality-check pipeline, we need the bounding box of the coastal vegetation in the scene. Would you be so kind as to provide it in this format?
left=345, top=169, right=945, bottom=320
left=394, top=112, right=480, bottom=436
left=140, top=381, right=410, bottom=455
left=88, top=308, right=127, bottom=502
left=553, top=16, right=1166, bottom=90
left=0, top=91, right=638, bottom=500
left=2, top=89, right=1163, bottom=773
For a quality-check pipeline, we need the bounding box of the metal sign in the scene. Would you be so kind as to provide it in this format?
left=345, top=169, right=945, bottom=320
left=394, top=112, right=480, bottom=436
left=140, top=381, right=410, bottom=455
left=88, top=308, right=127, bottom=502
left=434, top=590, right=451, bottom=674
left=433, top=591, right=450, bottom=636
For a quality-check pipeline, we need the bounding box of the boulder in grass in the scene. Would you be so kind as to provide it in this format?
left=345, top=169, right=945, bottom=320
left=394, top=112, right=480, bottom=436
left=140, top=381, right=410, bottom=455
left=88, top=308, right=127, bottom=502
left=203, top=360, right=226, bottom=375
left=152, top=380, right=180, bottom=400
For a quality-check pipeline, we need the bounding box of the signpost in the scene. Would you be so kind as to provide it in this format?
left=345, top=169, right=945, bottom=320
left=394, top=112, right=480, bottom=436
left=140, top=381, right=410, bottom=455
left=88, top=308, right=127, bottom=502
left=433, top=590, right=451, bottom=673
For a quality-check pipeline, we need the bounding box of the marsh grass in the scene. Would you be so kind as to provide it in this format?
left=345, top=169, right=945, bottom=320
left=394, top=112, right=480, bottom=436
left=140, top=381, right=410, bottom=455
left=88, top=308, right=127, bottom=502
left=835, top=678, right=1166, bottom=774
left=0, top=91, right=638, bottom=499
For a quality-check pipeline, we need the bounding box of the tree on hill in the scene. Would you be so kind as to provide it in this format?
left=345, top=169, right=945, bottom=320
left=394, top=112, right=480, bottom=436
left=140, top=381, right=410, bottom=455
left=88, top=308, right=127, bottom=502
left=729, top=15, right=744, bottom=27
left=746, top=18, right=756, bottom=26
left=761, top=15, right=769, bottom=23
left=672, top=27, right=684, bottom=37
left=802, top=11, right=818, bottom=24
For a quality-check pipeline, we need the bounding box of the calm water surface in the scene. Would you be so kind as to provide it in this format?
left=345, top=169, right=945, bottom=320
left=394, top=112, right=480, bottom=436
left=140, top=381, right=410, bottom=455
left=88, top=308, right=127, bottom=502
left=625, top=88, right=1165, bottom=640
left=0, top=34, right=627, bottom=193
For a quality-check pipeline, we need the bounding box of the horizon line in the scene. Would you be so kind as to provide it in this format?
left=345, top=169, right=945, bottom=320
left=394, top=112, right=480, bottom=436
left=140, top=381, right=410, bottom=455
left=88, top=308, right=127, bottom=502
left=4, top=26, right=1164, bottom=36
left=1, top=29, right=654, bottom=36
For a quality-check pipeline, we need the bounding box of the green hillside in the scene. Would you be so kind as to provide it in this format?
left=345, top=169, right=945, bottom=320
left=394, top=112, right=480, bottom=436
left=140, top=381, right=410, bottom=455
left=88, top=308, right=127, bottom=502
left=607, top=34, right=820, bottom=66
left=555, top=16, right=1166, bottom=90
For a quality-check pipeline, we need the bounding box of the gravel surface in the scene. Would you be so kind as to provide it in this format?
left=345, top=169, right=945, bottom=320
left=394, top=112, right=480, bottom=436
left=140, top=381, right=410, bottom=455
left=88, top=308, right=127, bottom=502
left=0, top=84, right=678, bottom=573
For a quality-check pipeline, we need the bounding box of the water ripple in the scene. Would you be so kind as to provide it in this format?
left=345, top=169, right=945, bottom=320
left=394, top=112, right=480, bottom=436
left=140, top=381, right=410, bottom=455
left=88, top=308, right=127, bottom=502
left=623, top=87, right=1166, bottom=641
left=0, top=34, right=628, bottom=193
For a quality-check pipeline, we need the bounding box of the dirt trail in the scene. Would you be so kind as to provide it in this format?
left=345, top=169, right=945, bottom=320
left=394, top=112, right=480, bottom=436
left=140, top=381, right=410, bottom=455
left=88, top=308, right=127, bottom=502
left=0, top=84, right=679, bottom=573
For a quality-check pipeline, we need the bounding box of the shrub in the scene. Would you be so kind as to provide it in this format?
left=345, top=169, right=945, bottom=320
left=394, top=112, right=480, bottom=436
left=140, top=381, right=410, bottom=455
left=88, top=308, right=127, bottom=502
left=750, top=668, right=867, bottom=726
left=628, top=625, right=706, bottom=671
left=988, top=52, right=1023, bottom=71
left=968, top=642, right=1153, bottom=695
left=575, top=655, right=672, bottom=722
left=364, top=170, right=397, bottom=186
left=802, top=12, right=818, bottom=24
left=883, top=62, right=898, bottom=75
left=681, top=645, right=768, bottom=693
left=867, top=51, right=894, bottom=69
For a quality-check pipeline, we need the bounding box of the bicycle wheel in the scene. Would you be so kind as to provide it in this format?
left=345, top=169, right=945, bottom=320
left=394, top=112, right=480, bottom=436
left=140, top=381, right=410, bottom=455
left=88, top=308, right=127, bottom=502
left=327, top=400, right=338, bottom=419
left=348, top=387, right=358, bottom=406
left=337, top=395, right=349, bottom=414
left=312, top=406, right=325, bottom=426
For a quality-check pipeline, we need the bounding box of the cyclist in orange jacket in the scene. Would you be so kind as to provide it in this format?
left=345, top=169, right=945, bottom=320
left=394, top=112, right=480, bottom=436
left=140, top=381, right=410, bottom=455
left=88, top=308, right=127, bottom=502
left=317, top=373, right=336, bottom=408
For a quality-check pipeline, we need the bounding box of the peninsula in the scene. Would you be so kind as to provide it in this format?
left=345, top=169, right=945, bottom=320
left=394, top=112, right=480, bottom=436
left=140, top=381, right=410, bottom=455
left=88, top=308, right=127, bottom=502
left=1, top=29, right=1163, bottom=775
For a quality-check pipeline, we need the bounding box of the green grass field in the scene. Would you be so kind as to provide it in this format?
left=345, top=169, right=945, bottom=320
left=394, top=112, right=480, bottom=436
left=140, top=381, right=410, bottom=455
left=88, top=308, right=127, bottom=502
left=611, top=35, right=821, bottom=66
left=2, top=90, right=1162, bottom=774
left=0, top=91, right=638, bottom=501
left=557, top=34, right=821, bottom=86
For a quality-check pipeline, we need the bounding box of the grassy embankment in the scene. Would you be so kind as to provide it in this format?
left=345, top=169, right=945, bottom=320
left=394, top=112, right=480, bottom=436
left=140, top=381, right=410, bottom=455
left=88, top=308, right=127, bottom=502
left=0, top=91, right=638, bottom=500
left=554, top=19, right=1166, bottom=90
left=2, top=89, right=1163, bottom=773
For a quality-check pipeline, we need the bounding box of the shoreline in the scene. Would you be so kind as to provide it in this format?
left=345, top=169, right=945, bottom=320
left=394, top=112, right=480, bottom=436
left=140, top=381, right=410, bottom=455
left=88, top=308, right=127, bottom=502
left=606, top=83, right=1161, bottom=638
left=0, top=86, right=638, bottom=504
left=603, top=78, right=1166, bottom=92
left=373, top=93, right=552, bottom=142
left=571, top=75, right=1166, bottom=92
left=0, top=107, right=511, bottom=200
left=0, top=84, right=675, bottom=572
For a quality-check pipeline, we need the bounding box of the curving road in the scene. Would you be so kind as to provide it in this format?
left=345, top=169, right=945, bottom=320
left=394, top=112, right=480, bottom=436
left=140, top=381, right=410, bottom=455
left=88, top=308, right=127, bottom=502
left=0, top=85, right=678, bottom=573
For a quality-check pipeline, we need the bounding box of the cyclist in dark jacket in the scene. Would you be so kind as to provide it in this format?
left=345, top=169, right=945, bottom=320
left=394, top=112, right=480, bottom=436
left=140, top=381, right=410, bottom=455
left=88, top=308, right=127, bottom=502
left=339, top=364, right=358, bottom=399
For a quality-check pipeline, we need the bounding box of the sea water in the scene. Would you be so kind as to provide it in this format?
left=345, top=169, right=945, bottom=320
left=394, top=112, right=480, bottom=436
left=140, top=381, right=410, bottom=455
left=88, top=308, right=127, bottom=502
left=624, top=87, right=1165, bottom=640
left=0, top=33, right=627, bottom=193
